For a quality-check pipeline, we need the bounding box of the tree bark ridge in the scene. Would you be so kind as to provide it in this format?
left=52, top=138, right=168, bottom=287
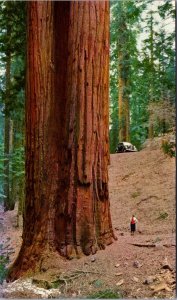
left=8, top=1, right=116, bottom=281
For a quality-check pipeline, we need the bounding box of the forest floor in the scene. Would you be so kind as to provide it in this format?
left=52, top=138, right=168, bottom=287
left=1, top=135, right=176, bottom=299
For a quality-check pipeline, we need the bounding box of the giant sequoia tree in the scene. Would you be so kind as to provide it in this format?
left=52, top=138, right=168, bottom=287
left=8, top=1, right=116, bottom=280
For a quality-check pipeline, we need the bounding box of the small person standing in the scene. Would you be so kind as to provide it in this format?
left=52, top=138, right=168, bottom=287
left=130, top=215, right=138, bottom=235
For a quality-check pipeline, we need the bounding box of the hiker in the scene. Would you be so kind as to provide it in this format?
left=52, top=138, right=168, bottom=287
left=130, top=215, right=138, bottom=235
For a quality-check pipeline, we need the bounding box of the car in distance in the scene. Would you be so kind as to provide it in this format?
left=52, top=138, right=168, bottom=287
left=115, top=142, right=137, bottom=153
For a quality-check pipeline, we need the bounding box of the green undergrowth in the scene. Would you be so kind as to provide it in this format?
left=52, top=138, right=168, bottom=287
left=131, top=191, right=141, bottom=198
left=0, top=246, right=9, bottom=284
left=158, top=211, right=168, bottom=220
left=87, top=288, right=123, bottom=299
left=161, top=140, right=175, bottom=157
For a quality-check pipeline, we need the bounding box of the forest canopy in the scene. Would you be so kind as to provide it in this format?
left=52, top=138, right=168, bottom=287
left=109, top=0, right=175, bottom=152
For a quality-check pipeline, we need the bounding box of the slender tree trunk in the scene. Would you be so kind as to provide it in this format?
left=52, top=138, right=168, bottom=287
left=8, top=1, right=115, bottom=281
left=117, top=7, right=130, bottom=143
left=148, top=12, right=154, bottom=139
left=118, top=51, right=130, bottom=142
left=4, top=50, right=14, bottom=211
left=11, top=121, right=19, bottom=206
left=12, top=119, right=25, bottom=227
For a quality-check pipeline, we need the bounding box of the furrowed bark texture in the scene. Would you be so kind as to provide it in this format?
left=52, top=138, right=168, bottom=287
left=8, top=1, right=115, bottom=280
left=8, top=1, right=55, bottom=279
left=118, top=74, right=130, bottom=142
left=55, top=1, right=114, bottom=258
left=118, top=21, right=130, bottom=142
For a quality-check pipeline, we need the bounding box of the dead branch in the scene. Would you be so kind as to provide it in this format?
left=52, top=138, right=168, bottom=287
left=137, top=195, right=158, bottom=205
left=129, top=243, right=176, bottom=248
left=163, top=244, right=176, bottom=248
left=129, top=243, right=155, bottom=248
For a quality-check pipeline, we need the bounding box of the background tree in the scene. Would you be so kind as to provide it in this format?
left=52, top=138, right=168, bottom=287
left=109, top=0, right=175, bottom=152
left=8, top=1, right=116, bottom=281
left=0, top=2, right=26, bottom=212
left=110, top=0, right=144, bottom=151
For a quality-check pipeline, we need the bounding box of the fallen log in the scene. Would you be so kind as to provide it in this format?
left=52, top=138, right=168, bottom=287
left=129, top=243, right=155, bottom=248
left=163, top=244, right=176, bottom=248
left=137, top=195, right=158, bottom=205
left=129, top=243, right=176, bottom=248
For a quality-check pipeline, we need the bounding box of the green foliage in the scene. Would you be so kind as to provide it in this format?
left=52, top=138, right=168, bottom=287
left=0, top=137, right=24, bottom=203
left=161, top=140, right=175, bottom=157
left=0, top=250, right=9, bottom=284
left=0, top=2, right=26, bottom=209
left=0, top=2, right=26, bottom=119
left=158, top=212, right=168, bottom=220
left=110, top=0, right=175, bottom=149
left=148, top=100, right=175, bottom=135
left=158, top=1, right=175, bottom=19
left=110, top=0, right=141, bottom=150
left=91, top=279, right=104, bottom=288
left=131, top=191, right=141, bottom=198
left=87, top=288, right=123, bottom=299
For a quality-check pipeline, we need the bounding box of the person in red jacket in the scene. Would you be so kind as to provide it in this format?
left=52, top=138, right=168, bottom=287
left=130, top=215, right=138, bottom=235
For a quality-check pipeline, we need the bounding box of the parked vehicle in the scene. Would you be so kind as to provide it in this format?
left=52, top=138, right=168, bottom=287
left=115, top=142, right=137, bottom=153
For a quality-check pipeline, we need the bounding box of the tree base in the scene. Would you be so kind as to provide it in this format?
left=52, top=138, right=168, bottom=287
left=7, top=232, right=117, bottom=282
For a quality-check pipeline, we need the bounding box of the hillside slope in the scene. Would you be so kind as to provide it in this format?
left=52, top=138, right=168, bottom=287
left=109, top=144, right=175, bottom=235
left=1, top=141, right=176, bottom=298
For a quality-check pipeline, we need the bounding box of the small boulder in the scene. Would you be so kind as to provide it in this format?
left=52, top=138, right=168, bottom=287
left=91, top=256, right=96, bottom=262
left=133, top=260, right=142, bottom=268
left=115, top=273, right=122, bottom=276
left=132, top=277, right=139, bottom=283
left=155, top=243, right=164, bottom=250
left=144, top=276, right=155, bottom=285
left=162, top=257, right=173, bottom=271
left=116, top=279, right=124, bottom=286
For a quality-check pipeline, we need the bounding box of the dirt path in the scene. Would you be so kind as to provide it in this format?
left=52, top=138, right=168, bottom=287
left=1, top=142, right=176, bottom=298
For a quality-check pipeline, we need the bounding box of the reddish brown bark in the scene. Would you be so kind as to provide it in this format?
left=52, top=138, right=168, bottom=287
left=8, top=1, right=55, bottom=279
left=54, top=1, right=115, bottom=258
left=118, top=77, right=130, bottom=142
left=117, top=15, right=130, bottom=143
left=8, top=1, right=115, bottom=281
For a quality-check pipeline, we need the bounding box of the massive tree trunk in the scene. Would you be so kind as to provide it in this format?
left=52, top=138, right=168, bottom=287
left=8, top=1, right=115, bottom=281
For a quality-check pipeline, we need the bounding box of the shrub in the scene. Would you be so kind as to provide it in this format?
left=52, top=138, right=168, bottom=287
left=0, top=253, right=9, bottom=284
left=87, top=288, right=123, bottom=299
left=131, top=191, right=141, bottom=198
left=158, top=212, right=168, bottom=220
left=161, top=140, right=175, bottom=157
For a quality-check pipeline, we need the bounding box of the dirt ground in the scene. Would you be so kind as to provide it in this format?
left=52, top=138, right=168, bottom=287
left=1, top=137, right=176, bottom=298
